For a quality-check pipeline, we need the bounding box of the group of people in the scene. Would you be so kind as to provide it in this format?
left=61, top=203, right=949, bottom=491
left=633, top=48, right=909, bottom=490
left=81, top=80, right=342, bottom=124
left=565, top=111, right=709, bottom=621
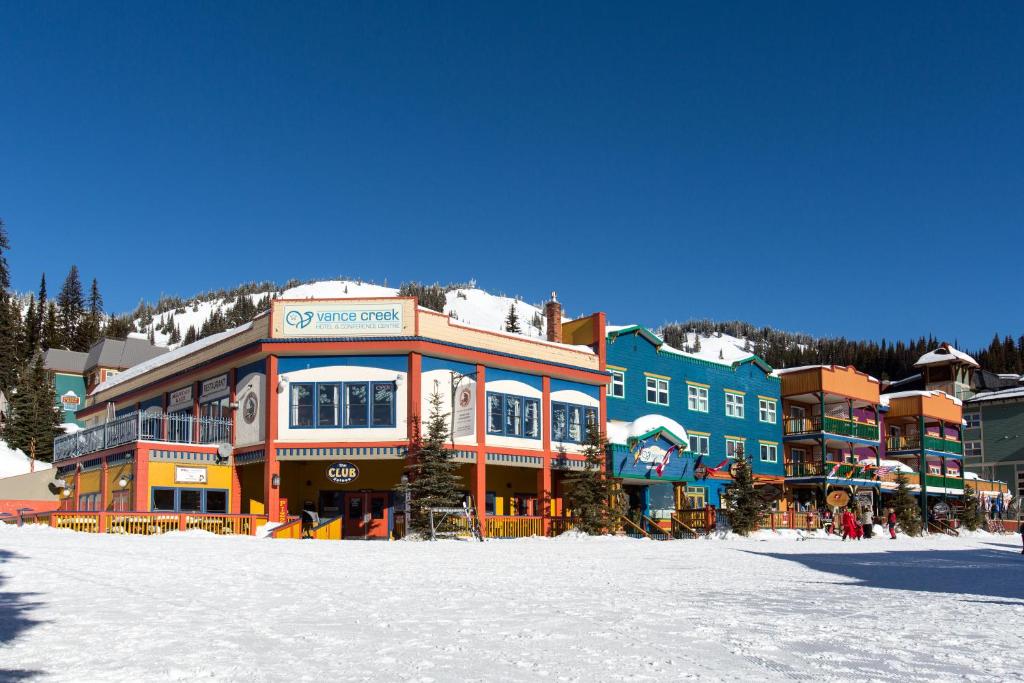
left=980, top=494, right=1008, bottom=521
left=821, top=506, right=899, bottom=540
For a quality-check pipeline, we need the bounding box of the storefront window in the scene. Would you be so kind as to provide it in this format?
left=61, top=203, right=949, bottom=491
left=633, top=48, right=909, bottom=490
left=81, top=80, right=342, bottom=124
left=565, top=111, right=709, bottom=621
left=372, top=382, right=395, bottom=427
left=346, top=384, right=369, bottom=427
left=567, top=406, right=582, bottom=442
left=205, top=490, right=228, bottom=514
left=152, top=488, right=175, bottom=511
left=505, top=396, right=522, bottom=436
left=524, top=399, right=540, bottom=438
left=179, top=489, right=203, bottom=513
left=552, top=404, right=567, bottom=441
left=318, top=383, right=340, bottom=427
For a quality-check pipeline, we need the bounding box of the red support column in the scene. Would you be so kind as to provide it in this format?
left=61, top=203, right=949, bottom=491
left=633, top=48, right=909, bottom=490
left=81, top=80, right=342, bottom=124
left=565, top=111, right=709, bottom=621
left=541, top=376, right=553, bottom=531
left=538, top=460, right=551, bottom=536
left=192, top=381, right=201, bottom=445
left=407, top=353, right=422, bottom=441
left=264, top=355, right=280, bottom=521
left=161, top=391, right=168, bottom=441
left=100, top=458, right=109, bottom=512
left=229, top=368, right=238, bottom=446
left=132, top=447, right=150, bottom=511
left=474, top=364, right=487, bottom=535
left=230, top=464, right=242, bottom=515
left=73, top=466, right=82, bottom=511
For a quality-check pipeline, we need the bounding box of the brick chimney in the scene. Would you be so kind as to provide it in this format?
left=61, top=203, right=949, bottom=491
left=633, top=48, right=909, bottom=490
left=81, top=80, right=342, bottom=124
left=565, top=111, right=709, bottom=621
left=545, top=292, right=562, bottom=343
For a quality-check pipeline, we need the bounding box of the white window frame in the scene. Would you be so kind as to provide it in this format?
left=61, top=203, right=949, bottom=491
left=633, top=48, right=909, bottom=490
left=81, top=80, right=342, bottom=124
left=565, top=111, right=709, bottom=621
left=964, top=440, right=982, bottom=457
left=607, top=370, right=625, bottom=399
left=646, top=377, right=669, bottom=406
left=726, top=438, right=745, bottom=459
left=687, top=385, right=709, bottom=413
left=758, top=398, right=777, bottom=424
left=964, top=413, right=981, bottom=429
left=688, top=434, right=710, bottom=456
left=725, top=392, right=745, bottom=419
left=759, top=443, right=778, bottom=463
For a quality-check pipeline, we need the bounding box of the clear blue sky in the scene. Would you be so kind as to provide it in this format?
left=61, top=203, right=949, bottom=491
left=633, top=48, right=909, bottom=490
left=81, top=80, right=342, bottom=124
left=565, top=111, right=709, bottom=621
left=2, top=3, right=1022, bottom=348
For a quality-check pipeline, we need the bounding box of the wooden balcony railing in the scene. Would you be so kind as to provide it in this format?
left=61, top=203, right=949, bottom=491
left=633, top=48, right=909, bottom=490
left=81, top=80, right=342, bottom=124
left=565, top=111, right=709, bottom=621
left=54, top=410, right=232, bottom=462
left=784, top=415, right=879, bottom=441
left=887, top=435, right=963, bottom=455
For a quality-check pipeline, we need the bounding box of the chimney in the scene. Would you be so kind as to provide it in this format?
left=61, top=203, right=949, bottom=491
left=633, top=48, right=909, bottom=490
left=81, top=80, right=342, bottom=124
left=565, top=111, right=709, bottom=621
left=545, top=292, right=562, bottom=343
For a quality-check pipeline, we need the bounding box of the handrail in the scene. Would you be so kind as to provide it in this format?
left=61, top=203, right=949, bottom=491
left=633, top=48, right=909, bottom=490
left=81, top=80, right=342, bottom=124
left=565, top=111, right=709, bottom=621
left=309, top=516, right=343, bottom=540
left=618, top=514, right=652, bottom=538
left=269, top=517, right=304, bottom=539
left=640, top=514, right=672, bottom=539
left=54, top=410, right=234, bottom=462
left=670, top=513, right=700, bottom=538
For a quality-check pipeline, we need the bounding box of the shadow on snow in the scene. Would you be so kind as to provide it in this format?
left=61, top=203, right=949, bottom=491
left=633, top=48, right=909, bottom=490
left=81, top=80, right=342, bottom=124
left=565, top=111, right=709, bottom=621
left=0, top=547, right=47, bottom=680
left=743, top=544, right=1024, bottom=602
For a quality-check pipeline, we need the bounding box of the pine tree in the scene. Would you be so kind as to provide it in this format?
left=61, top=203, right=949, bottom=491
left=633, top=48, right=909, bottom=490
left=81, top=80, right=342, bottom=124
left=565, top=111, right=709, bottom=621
left=4, top=353, right=60, bottom=461
left=960, top=485, right=981, bottom=532
left=78, top=278, right=104, bottom=348
left=182, top=325, right=198, bottom=345
left=0, top=219, right=21, bottom=396
left=722, top=448, right=767, bottom=536
left=168, top=323, right=182, bottom=345
left=42, top=301, right=60, bottom=350
left=104, top=315, right=134, bottom=340
left=892, top=473, right=922, bottom=536
left=504, top=302, right=522, bottom=334
left=401, top=389, right=463, bottom=537
left=564, top=423, right=618, bottom=534
left=57, top=265, right=86, bottom=351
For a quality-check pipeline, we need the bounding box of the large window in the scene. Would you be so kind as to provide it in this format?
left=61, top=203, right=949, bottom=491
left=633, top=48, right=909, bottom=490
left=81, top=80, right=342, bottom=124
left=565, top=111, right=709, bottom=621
left=726, top=438, right=745, bottom=459
left=290, top=381, right=396, bottom=429
left=725, top=392, right=745, bottom=419
left=487, top=392, right=541, bottom=439
left=759, top=443, right=778, bottom=463
left=964, top=413, right=981, bottom=429
left=646, top=377, right=669, bottom=406
left=758, top=398, right=777, bottom=424
left=152, top=487, right=230, bottom=513
left=608, top=370, right=625, bottom=399
left=688, top=384, right=708, bottom=412
left=551, top=402, right=598, bottom=444
left=688, top=434, right=710, bottom=456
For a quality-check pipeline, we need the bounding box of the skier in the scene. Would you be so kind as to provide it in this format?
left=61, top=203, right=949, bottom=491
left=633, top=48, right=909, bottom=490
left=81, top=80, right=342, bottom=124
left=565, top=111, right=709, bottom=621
left=887, top=508, right=897, bottom=540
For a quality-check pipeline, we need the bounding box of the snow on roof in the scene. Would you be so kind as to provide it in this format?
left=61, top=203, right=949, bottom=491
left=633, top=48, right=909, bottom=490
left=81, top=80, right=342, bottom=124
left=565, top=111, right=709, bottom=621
left=880, top=389, right=962, bottom=407
left=914, top=344, right=979, bottom=368
left=606, top=414, right=689, bottom=446
left=0, top=441, right=53, bottom=479
left=607, top=325, right=765, bottom=369
left=771, top=364, right=880, bottom=384
left=963, top=471, right=979, bottom=480
left=967, top=386, right=1024, bottom=403
left=91, top=322, right=255, bottom=395
left=858, top=458, right=915, bottom=474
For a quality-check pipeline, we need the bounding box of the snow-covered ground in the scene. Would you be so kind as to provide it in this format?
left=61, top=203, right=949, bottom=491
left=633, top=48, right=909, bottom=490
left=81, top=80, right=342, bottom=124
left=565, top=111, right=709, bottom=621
left=0, top=526, right=1021, bottom=682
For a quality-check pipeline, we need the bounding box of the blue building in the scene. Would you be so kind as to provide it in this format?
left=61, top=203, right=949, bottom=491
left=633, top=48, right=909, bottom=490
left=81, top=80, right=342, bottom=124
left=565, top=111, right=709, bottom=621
left=604, top=326, right=784, bottom=519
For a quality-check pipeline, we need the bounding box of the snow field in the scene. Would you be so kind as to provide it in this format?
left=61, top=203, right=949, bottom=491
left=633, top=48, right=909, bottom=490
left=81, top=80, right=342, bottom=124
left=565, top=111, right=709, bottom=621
left=0, top=526, right=1021, bottom=682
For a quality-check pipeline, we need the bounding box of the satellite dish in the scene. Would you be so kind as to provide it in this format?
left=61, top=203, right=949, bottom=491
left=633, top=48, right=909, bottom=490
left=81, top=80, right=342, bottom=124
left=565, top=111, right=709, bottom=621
left=216, top=443, right=232, bottom=463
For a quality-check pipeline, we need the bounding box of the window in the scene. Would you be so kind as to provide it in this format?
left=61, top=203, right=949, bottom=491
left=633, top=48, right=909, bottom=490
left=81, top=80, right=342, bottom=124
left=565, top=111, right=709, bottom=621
left=964, top=413, right=981, bottom=429
left=371, top=497, right=385, bottom=520
left=290, top=383, right=315, bottom=427
left=485, top=492, right=496, bottom=516
left=345, top=383, right=368, bottom=427
left=371, top=382, right=396, bottom=427
left=77, top=493, right=100, bottom=511
left=179, top=489, right=203, bottom=512
left=965, top=440, right=982, bottom=457
left=688, top=385, right=708, bottom=412
left=725, top=392, right=745, bottom=419
left=758, top=398, right=777, bottom=424
left=726, top=438, right=745, bottom=459
left=487, top=392, right=541, bottom=439
left=646, top=377, right=669, bottom=405
left=551, top=402, right=597, bottom=444
left=152, top=488, right=175, bottom=511
left=318, top=383, right=340, bottom=427
left=205, top=490, right=228, bottom=514
left=348, top=496, right=363, bottom=520
left=759, top=443, right=778, bottom=463
left=608, top=370, right=625, bottom=398
left=111, top=490, right=130, bottom=512
left=688, top=434, right=710, bottom=456
left=684, top=486, right=706, bottom=509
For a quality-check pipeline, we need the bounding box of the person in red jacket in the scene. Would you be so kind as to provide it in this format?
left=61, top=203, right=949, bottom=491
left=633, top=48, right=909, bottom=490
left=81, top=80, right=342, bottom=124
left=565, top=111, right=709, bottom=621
left=887, top=508, right=897, bottom=540
left=841, top=508, right=856, bottom=541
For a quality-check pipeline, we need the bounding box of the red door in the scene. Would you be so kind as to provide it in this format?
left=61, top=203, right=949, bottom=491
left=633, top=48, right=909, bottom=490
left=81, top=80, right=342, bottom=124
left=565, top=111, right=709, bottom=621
left=344, top=494, right=365, bottom=538
left=366, top=493, right=390, bottom=539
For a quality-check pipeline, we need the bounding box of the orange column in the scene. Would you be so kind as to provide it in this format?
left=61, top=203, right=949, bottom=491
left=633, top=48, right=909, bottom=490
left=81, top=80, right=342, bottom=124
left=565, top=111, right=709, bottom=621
left=229, top=368, right=237, bottom=445
left=100, top=459, right=109, bottom=512
left=229, top=367, right=240, bottom=514
left=474, top=364, right=487, bottom=534
left=541, top=376, right=553, bottom=529
left=73, top=466, right=82, bottom=511
left=264, top=355, right=280, bottom=521
left=407, top=353, right=422, bottom=441
left=132, top=447, right=149, bottom=511
left=230, top=464, right=242, bottom=515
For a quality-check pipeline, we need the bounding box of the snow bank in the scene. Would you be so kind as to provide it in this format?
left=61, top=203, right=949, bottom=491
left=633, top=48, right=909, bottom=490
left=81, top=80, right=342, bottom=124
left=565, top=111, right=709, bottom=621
left=0, top=441, right=52, bottom=479
left=606, top=414, right=688, bottom=445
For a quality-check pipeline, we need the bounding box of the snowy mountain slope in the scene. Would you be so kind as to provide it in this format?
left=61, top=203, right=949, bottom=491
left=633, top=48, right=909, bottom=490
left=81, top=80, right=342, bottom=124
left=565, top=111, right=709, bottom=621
left=0, top=441, right=52, bottom=479
left=136, top=280, right=557, bottom=349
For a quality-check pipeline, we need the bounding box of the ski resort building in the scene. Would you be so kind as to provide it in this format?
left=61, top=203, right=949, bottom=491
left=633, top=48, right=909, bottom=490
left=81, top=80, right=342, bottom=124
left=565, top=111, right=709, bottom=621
left=51, top=295, right=608, bottom=538
left=603, top=325, right=784, bottom=525
left=778, top=365, right=885, bottom=511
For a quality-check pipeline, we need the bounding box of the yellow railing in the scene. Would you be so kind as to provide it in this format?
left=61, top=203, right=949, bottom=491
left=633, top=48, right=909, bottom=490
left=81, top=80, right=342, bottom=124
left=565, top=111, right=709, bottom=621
left=184, top=514, right=256, bottom=535
left=548, top=517, right=578, bottom=536
left=53, top=513, right=101, bottom=533
left=486, top=516, right=542, bottom=538
left=269, top=518, right=303, bottom=539
left=41, top=512, right=268, bottom=536
left=107, top=514, right=180, bottom=535
left=310, top=517, right=343, bottom=540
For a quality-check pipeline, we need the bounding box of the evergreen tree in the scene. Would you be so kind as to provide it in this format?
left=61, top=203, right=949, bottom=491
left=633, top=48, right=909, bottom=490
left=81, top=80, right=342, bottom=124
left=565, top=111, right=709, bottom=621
left=4, top=353, right=61, bottom=462
left=57, top=265, right=86, bottom=351
left=182, top=325, right=198, bottom=345
left=722, top=448, right=767, bottom=536
left=104, top=315, right=134, bottom=340
left=401, top=389, right=463, bottom=537
left=168, top=323, right=182, bottom=345
left=892, top=473, right=922, bottom=536
left=0, top=219, right=21, bottom=395
left=22, top=295, right=37, bottom=359
left=42, top=301, right=60, bottom=350
left=504, top=302, right=522, bottom=334
left=79, top=278, right=104, bottom=348
left=960, top=485, right=981, bottom=532
left=564, top=423, right=618, bottom=534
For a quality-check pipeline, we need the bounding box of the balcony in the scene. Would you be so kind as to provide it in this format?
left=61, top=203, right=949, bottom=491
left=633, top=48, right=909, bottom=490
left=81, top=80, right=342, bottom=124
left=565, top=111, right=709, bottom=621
left=783, top=415, right=879, bottom=441
left=924, top=474, right=964, bottom=491
left=885, top=435, right=963, bottom=455
left=784, top=460, right=874, bottom=479
left=54, top=411, right=232, bottom=463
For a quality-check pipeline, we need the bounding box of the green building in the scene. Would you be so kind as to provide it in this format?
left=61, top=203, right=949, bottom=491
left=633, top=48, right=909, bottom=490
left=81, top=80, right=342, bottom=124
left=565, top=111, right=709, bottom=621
left=963, top=385, right=1024, bottom=500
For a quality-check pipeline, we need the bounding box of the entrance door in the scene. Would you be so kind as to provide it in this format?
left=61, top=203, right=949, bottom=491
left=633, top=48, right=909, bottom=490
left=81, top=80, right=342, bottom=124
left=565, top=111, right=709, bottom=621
left=366, top=493, right=390, bottom=539
left=343, top=492, right=391, bottom=539
left=345, top=493, right=365, bottom=538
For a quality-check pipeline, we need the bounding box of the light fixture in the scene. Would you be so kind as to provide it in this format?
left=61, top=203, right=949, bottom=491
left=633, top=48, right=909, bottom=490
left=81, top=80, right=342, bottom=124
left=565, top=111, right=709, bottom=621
left=271, top=473, right=281, bottom=488
left=118, top=474, right=134, bottom=488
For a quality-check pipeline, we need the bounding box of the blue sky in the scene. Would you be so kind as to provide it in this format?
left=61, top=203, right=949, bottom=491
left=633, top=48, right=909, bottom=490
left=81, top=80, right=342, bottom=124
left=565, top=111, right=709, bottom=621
left=1, top=3, right=1022, bottom=348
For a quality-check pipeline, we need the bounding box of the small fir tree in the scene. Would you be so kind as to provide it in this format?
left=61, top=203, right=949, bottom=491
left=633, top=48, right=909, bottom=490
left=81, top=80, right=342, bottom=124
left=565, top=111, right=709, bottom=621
left=564, top=422, right=617, bottom=535
left=722, top=448, right=768, bottom=535
left=79, top=278, right=104, bottom=348
left=401, top=388, right=463, bottom=537
left=57, top=265, right=86, bottom=351
left=960, top=485, right=981, bottom=532
left=892, top=473, right=922, bottom=536
left=504, top=303, right=522, bottom=334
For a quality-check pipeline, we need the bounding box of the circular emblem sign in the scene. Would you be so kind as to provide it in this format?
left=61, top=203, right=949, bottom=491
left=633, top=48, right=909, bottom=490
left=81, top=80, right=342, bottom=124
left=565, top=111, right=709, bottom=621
left=758, top=484, right=783, bottom=502
left=326, top=461, right=359, bottom=484
left=242, top=392, right=258, bottom=424
left=458, top=387, right=472, bottom=408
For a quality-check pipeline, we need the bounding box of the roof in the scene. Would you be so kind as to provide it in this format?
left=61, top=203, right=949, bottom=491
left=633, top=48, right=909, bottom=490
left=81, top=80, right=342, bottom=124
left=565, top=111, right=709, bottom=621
left=879, top=389, right=962, bottom=407
left=966, top=386, right=1024, bottom=404
left=914, top=343, right=979, bottom=369
left=84, top=337, right=168, bottom=372
left=44, top=348, right=89, bottom=374
left=772, top=364, right=880, bottom=384
left=606, top=414, right=689, bottom=447
left=607, top=324, right=773, bottom=373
